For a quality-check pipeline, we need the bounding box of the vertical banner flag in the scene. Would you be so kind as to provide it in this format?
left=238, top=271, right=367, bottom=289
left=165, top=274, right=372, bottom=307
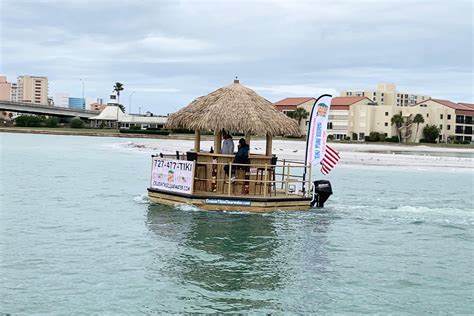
left=305, top=94, right=333, bottom=167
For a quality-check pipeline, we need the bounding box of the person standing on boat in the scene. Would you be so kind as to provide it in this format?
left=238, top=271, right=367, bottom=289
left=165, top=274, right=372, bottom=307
left=234, top=138, right=249, bottom=165
left=224, top=138, right=250, bottom=178
left=221, top=133, right=235, bottom=155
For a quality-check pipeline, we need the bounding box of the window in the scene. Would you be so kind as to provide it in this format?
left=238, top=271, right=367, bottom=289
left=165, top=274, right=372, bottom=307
left=374, top=97, right=376, bottom=101
left=447, top=125, right=451, bottom=130
left=384, top=133, right=388, bottom=137
left=385, top=122, right=388, bottom=126
left=328, top=122, right=333, bottom=129
left=305, top=120, right=309, bottom=126
left=405, top=94, right=408, bottom=98
left=385, top=112, right=389, bottom=116
left=381, top=98, right=384, bottom=102
left=381, top=93, right=384, bottom=97
left=447, top=114, right=451, bottom=120
left=362, top=92, right=365, bottom=96
left=439, top=125, right=442, bottom=130
left=427, top=113, right=429, bottom=118
left=440, top=114, right=443, bottom=119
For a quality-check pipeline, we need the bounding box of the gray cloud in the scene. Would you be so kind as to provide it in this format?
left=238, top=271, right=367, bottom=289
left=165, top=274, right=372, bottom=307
left=1, top=0, right=472, bottom=114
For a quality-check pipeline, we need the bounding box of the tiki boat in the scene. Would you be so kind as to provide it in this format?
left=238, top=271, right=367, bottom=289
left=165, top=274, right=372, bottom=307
left=147, top=79, right=333, bottom=212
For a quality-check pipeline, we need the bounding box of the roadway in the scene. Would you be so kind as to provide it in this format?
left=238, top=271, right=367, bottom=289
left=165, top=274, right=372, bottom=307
left=0, top=100, right=99, bottom=119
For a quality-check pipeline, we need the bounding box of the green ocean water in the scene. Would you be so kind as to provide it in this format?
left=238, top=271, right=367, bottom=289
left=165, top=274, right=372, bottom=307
left=1, top=133, right=473, bottom=314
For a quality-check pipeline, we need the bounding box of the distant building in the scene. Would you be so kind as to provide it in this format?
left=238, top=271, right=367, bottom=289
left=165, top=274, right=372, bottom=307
left=90, top=102, right=107, bottom=112
left=340, top=83, right=431, bottom=107
left=17, top=75, right=49, bottom=104
left=0, top=76, right=12, bottom=101
left=413, top=99, right=473, bottom=143
left=68, top=97, right=85, bottom=110
left=274, top=97, right=315, bottom=133
left=89, top=105, right=168, bottom=129
left=54, top=93, right=70, bottom=108
left=11, top=83, right=18, bottom=102
left=86, top=98, right=103, bottom=111
left=274, top=85, right=472, bottom=143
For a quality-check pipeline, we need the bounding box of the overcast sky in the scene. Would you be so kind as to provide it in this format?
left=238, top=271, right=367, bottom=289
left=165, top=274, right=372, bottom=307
left=1, top=0, right=472, bottom=114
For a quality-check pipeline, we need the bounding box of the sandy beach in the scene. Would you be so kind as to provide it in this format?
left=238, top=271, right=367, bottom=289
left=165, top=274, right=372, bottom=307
left=119, top=139, right=474, bottom=171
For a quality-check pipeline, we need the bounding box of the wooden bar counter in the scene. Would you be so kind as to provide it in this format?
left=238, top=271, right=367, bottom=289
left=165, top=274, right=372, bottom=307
left=191, top=151, right=274, bottom=194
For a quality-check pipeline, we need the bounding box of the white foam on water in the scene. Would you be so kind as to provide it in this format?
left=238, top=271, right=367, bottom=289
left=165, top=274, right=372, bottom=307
left=133, top=194, right=150, bottom=204
left=392, top=205, right=471, bottom=216
left=175, top=203, right=202, bottom=212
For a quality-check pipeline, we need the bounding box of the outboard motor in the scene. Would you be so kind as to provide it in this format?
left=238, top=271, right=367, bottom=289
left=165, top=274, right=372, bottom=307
left=310, top=180, right=333, bottom=208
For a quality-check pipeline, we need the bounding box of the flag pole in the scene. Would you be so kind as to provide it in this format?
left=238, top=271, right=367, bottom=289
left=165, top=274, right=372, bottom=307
left=302, top=94, right=332, bottom=195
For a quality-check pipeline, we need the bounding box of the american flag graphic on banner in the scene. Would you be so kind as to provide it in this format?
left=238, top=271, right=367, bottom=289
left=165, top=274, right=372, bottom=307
left=320, top=145, right=340, bottom=175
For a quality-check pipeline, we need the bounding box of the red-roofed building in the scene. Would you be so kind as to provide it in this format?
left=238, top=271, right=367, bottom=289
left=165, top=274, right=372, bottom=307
left=273, top=96, right=375, bottom=140
left=273, top=97, right=315, bottom=112
left=274, top=91, right=473, bottom=143
left=415, top=99, right=473, bottom=142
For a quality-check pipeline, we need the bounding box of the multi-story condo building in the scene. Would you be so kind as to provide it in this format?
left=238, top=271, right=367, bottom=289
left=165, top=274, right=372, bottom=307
left=11, top=83, right=18, bottom=102
left=274, top=91, right=473, bottom=143
left=340, top=83, right=431, bottom=107
left=0, top=76, right=12, bottom=101
left=17, top=75, right=49, bottom=104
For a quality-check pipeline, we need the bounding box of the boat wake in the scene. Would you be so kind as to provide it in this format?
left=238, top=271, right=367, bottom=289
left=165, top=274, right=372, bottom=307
left=133, top=194, right=150, bottom=204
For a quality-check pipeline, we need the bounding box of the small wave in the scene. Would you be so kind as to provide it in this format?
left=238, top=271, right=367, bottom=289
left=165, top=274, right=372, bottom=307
left=175, top=204, right=202, bottom=212
left=393, top=205, right=471, bottom=215
left=133, top=194, right=150, bottom=204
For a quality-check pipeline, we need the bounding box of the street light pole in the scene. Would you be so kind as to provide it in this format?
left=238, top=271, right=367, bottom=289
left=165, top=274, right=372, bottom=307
left=129, top=91, right=136, bottom=114
left=80, top=79, right=85, bottom=109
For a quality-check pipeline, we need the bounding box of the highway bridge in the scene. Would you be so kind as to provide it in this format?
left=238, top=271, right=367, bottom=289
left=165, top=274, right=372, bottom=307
left=0, top=100, right=99, bottom=119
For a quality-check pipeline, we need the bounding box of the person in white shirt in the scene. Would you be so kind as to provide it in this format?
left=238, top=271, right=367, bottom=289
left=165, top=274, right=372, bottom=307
left=221, top=133, right=235, bottom=155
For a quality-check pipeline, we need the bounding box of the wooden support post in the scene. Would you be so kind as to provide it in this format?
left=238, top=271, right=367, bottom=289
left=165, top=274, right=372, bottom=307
left=194, top=130, right=201, bottom=152
left=265, top=133, right=273, bottom=156
left=245, top=132, right=251, bottom=147
left=285, top=163, right=291, bottom=196
left=227, top=162, right=232, bottom=196
left=214, top=129, right=222, bottom=153
left=263, top=163, right=268, bottom=198
left=281, top=159, right=286, bottom=189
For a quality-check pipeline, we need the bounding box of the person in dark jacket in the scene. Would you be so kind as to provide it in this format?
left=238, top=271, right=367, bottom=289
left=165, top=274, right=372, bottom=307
left=224, top=138, right=250, bottom=175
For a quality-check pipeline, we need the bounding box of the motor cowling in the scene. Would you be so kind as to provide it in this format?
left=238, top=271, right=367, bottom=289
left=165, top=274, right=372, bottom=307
left=310, top=180, right=333, bottom=208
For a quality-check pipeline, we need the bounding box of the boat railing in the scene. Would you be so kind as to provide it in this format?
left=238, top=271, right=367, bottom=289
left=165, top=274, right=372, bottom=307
left=191, top=160, right=312, bottom=198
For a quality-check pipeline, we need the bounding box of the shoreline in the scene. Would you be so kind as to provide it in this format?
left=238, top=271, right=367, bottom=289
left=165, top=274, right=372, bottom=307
left=3, top=127, right=473, bottom=169
left=1, top=127, right=473, bottom=150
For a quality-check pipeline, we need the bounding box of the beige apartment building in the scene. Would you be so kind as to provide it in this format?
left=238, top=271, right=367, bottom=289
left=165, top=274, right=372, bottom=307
left=273, top=97, right=316, bottom=133
left=17, top=75, right=49, bottom=104
left=340, top=83, right=431, bottom=107
left=0, top=76, right=12, bottom=101
left=274, top=87, right=473, bottom=143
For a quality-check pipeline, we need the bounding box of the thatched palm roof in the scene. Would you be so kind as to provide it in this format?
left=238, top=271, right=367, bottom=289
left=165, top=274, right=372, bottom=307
left=166, top=81, right=301, bottom=136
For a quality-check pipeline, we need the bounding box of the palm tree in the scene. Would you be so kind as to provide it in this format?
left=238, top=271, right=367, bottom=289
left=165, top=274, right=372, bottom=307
left=288, top=108, right=309, bottom=126
left=391, top=112, right=404, bottom=142
left=413, top=113, right=425, bottom=142
left=113, top=82, right=124, bottom=105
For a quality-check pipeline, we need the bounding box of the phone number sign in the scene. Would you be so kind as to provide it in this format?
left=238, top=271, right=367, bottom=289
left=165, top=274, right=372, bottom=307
left=151, top=157, right=195, bottom=194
